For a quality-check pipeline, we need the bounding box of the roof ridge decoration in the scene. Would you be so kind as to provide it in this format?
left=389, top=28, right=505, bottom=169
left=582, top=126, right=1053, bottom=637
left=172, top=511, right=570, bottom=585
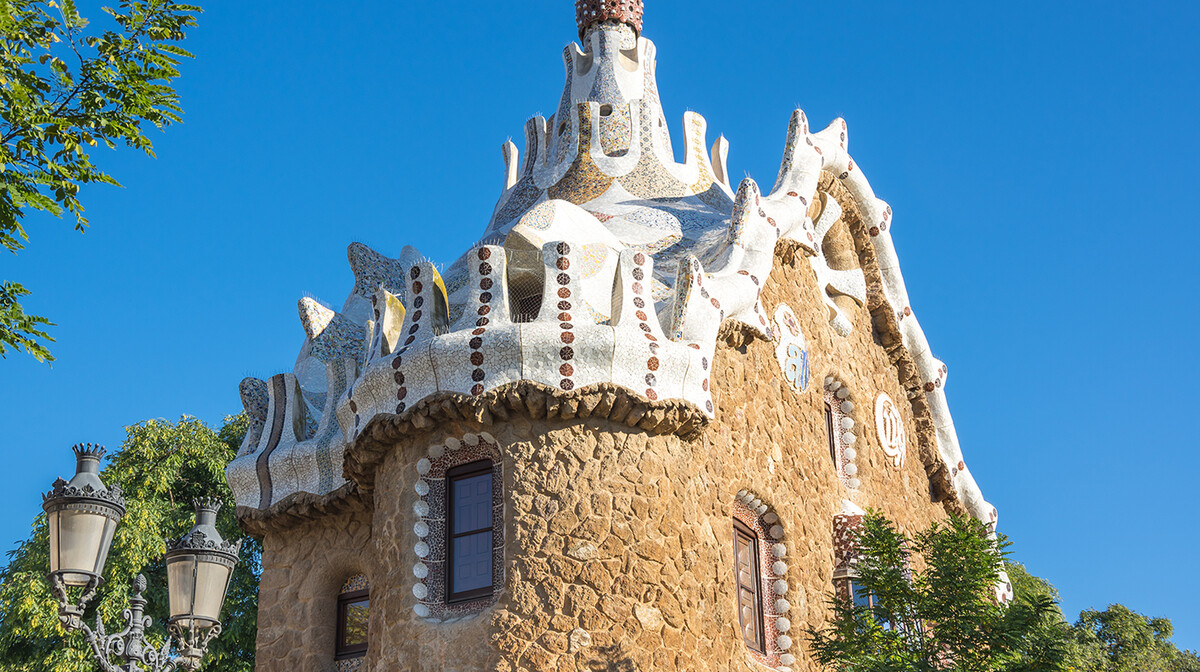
left=226, top=3, right=998, bottom=547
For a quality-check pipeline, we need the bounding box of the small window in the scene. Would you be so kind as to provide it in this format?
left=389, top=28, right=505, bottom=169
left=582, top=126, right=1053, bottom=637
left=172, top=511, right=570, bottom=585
left=824, top=402, right=837, bottom=464
left=733, top=519, right=765, bottom=652
left=447, top=460, right=494, bottom=603
left=846, top=578, right=874, bottom=610
left=335, top=576, right=369, bottom=662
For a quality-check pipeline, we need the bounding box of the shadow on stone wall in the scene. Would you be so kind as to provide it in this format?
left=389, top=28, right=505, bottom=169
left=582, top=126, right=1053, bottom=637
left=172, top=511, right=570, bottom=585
left=587, top=644, right=637, bottom=671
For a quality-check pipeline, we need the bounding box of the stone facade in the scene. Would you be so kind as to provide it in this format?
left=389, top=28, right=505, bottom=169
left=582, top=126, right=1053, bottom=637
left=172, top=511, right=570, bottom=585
left=233, top=2, right=1006, bottom=670
left=248, top=180, right=966, bottom=671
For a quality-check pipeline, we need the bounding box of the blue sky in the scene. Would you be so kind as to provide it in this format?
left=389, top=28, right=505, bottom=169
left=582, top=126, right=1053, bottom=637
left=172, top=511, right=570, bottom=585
left=3, top=0, right=1198, bottom=650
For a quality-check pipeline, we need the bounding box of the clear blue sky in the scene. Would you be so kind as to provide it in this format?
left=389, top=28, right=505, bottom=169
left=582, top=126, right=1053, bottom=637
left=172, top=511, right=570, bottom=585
left=3, top=0, right=1198, bottom=651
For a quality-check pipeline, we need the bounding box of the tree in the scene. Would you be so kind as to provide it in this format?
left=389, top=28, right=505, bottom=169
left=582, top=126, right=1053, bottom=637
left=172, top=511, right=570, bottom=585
left=1067, top=604, right=1200, bottom=672
left=0, top=0, right=202, bottom=363
left=806, top=511, right=1065, bottom=672
left=0, top=414, right=259, bottom=672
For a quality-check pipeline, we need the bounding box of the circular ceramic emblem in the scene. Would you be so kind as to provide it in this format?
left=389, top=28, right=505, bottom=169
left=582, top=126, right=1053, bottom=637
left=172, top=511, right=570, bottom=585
left=772, top=304, right=808, bottom=392
left=874, top=393, right=906, bottom=469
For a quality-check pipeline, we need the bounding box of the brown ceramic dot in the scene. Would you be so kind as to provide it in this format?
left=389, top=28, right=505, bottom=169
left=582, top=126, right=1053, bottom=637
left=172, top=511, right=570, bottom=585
left=648, top=342, right=659, bottom=353
left=632, top=268, right=644, bottom=280
left=396, top=403, right=406, bottom=413
left=480, top=278, right=493, bottom=290
left=560, top=322, right=573, bottom=330
left=470, top=352, right=484, bottom=366
left=391, top=357, right=403, bottom=369
left=414, top=295, right=424, bottom=308
left=925, top=382, right=935, bottom=392
left=472, top=328, right=486, bottom=336
left=558, top=287, right=571, bottom=299
left=349, top=400, right=357, bottom=412
left=412, top=310, right=423, bottom=322
left=710, top=298, right=721, bottom=309
left=635, top=310, right=648, bottom=321
left=957, top=460, right=966, bottom=470
left=556, top=242, right=571, bottom=255
left=556, top=257, right=570, bottom=271
left=639, top=323, right=651, bottom=333
left=870, top=226, right=880, bottom=236
left=557, top=301, right=572, bottom=311
left=633, top=297, right=645, bottom=309
left=787, top=191, right=799, bottom=197
left=469, top=337, right=483, bottom=349
left=478, top=305, right=491, bottom=316
left=768, top=217, right=777, bottom=227
left=405, top=335, right=415, bottom=346
left=646, top=357, right=660, bottom=371
left=480, top=292, right=492, bottom=303
left=560, top=346, right=575, bottom=360
left=646, top=389, right=658, bottom=400
left=476, top=318, right=490, bottom=326
left=478, top=248, right=491, bottom=260
left=394, top=371, right=405, bottom=385
left=410, top=267, right=421, bottom=279
left=557, top=273, right=570, bottom=286
left=397, top=388, right=408, bottom=400
left=904, top=307, right=912, bottom=315
left=559, top=363, right=574, bottom=376
left=688, top=343, right=700, bottom=350
left=478, top=262, right=493, bottom=276
left=558, top=312, right=572, bottom=322
left=702, top=379, right=709, bottom=391
left=632, top=282, right=643, bottom=294
left=560, top=378, right=574, bottom=391
left=644, top=333, right=657, bottom=341
left=561, top=332, right=575, bottom=344
left=472, top=369, right=485, bottom=382
left=706, top=400, right=713, bottom=412
left=471, top=384, right=484, bottom=396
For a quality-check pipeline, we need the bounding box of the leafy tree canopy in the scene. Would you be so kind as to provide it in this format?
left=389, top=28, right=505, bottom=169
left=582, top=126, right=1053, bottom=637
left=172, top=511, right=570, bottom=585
left=0, top=414, right=258, bottom=672
left=806, top=510, right=1065, bottom=672
left=0, top=0, right=202, bottom=363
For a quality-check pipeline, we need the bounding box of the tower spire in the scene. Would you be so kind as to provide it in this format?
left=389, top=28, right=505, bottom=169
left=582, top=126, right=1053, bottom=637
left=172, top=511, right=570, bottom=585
left=575, top=0, right=644, bottom=40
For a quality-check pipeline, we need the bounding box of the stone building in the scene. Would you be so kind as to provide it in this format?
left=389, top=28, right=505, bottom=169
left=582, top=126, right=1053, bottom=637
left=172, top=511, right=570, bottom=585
left=226, top=2, right=1008, bottom=670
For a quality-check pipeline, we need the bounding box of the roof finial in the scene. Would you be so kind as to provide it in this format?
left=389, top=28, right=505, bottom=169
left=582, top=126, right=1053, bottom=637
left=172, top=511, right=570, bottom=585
left=575, top=0, right=644, bottom=40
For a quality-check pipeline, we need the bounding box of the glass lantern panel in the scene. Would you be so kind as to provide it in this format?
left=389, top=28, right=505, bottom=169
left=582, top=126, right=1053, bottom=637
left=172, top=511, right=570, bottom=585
left=53, top=510, right=107, bottom=585
left=191, top=560, right=233, bottom=622
left=167, top=555, right=197, bottom=623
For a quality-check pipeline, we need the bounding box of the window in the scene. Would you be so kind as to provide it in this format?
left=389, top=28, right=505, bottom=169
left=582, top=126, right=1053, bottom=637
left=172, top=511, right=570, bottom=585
left=846, top=578, right=874, bottom=610
left=824, top=402, right=837, bottom=464
left=335, top=575, right=369, bottom=665
left=733, top=519, right=765, bottom=652
left=447, top=460, right=494, bottom=603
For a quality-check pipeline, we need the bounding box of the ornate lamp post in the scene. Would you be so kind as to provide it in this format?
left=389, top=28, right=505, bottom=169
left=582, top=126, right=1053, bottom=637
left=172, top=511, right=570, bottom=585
left=42, top=444, right=242, bottom=672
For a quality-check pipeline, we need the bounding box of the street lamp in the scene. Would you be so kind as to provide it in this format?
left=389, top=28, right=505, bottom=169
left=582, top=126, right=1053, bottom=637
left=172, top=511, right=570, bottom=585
left=42, top=445, right=241, bottom=672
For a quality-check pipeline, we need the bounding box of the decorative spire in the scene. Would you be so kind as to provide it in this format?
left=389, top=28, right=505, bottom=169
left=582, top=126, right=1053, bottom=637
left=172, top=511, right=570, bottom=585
left=575, top=0, right=643, bottom=40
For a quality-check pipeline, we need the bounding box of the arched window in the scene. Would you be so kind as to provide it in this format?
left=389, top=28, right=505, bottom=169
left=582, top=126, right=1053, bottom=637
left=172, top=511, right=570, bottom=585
left=732, top=490, right=796, bottom=668
left=823, top=375, right=861, bottom=489
left=411, top=433, right=504, bottom=622
left=335, top=574, right=369, bottom=671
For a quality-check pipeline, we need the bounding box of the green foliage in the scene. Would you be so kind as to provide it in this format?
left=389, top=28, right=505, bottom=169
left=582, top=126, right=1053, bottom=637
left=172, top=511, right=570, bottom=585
left=0, top=414, right=258, bottom=672
left=1066, top=604, right=1200, bottom=672
left=0, top=0, right=202, bottom=362
left=0, top=280, right=53, bottom=361
left=806, top=511, right=1065, bottom=672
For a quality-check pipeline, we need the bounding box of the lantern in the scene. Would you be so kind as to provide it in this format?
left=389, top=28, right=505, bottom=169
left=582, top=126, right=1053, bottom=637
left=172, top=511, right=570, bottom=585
left=43, top=444, right=126, bottom=587
left=166, top=498, right=241, bottom=630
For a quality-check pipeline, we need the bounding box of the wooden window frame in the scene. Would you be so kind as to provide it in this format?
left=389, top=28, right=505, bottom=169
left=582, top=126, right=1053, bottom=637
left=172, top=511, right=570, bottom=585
left=733, top=519, right=766, bottom=653
left=446, top=460, right=495, bottom=604
left=335, top=588, right=369, bottom=660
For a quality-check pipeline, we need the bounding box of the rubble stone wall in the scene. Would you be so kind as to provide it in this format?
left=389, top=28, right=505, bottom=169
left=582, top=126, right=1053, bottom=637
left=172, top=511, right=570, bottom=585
left=252, top=213, right=955, bottom=671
